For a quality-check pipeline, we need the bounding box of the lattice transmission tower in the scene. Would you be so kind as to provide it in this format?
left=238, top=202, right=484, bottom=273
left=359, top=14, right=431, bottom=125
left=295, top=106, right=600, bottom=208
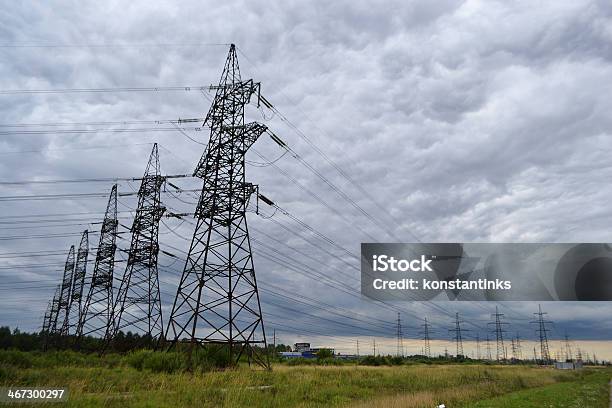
left=449, top=312, right=468, bottom=357
left=489, top=306, right=508, bottom=361
left=42, top=285, right=62, bottom=349
left=77, top=185, right=118, bottom=340
left=56, top=245, right=75, bottom=335
left=42, top=300, right=53, bottom=334
left=514, top=332, right=522, bottom=360
left=165, top=44, right=270, bottom=368
left=421, top=317, right=433, bottom=357
left=531, top=304, right=552, bottom=364
left=107, top=144, right=165, bottom=346
left=563, top=332, right=573, bottom=361
left=396, top=312, right=404, bottom=357
left=65, top=230, right=89, bottom=334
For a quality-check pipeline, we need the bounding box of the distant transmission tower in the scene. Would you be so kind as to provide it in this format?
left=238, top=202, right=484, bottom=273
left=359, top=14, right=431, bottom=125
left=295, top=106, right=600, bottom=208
left=165, top=44, right=270, bottom=368
left=531, top=304, right=551, bottom=364
left=42, top=285, right=62, bottom=349
left=66, top=230, right=89, bottom=334
left=476, top=334, right=481, bottom=360
left=77, top=186, right=118, bottom=341
left=515, top=332, right=522, bottom=360
left=489, top=306, right=508, bottom=361
left=57, top=245, right=76, bottom=335
left=108, top=144, right=165, bottom=346
left=49, top=285, right=61, bottom=332
left=42, top=300, right=53, bottom=334
left=564, top=332, right=573, bottom=361
left=449, top=312, right=467, bottom=357
left=486, top=334, right=492, bottom=360
left=421, top=317, right=432, bottom=357
left=396, top=312, right=404, bottom=357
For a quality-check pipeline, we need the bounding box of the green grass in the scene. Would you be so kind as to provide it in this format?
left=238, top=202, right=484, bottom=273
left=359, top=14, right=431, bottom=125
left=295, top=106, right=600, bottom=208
left=1, top=350, right=610, bottom=407
left=469, top=368, right=611, bottom=408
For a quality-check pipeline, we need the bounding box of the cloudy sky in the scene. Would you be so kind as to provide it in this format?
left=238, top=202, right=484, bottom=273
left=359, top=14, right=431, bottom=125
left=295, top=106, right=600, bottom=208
left=1, top=0, right=611, bottom=358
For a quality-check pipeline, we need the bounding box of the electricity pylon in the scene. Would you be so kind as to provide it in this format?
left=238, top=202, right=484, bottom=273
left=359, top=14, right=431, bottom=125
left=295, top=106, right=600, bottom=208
left=421, top=317, right=433, bottom=357
left=57, top=245, right=75, bottom=335
left=48, top=285, right=61, bottom=332
left=77, top=185, right=118, bottom=341
left=42, top=300, right=53, bottom=334
left=531, top=304, right=552, bottom=364
left=396, top=312, right=404, bottom=357
left=107, top=144, right=165, bottom=347
left=564, top=332, right=573, bottom=361
left=515, top=332, right=522, bottom=360
left=489, top=306, right=508, bottom=361
left=449, top=312, right=468, bottom=357
left=65, top=230, right=89, bottom=334
left=576, top=347, right=583, bottom=362
left=165, top=44, right=270, bottom=369
left=42, top=285, right=62, bottom=350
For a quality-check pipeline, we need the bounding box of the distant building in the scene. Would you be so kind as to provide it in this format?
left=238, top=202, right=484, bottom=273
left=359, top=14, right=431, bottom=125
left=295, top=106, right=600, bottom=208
left=282, top=343, right=335, bottom=359
left=334, top=354, right=359, bottom=360
left=554, top=361, right=583, bottom=370
left=294, top=343, right=310, bottom=352
left=309, top=347, right=335, bottom=355
left=279, top=351, right=303, bottom=359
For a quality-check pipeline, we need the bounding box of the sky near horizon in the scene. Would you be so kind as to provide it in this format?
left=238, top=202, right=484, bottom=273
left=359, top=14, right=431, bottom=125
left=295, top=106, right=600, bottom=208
left=1, top=1, right=611, bottom=357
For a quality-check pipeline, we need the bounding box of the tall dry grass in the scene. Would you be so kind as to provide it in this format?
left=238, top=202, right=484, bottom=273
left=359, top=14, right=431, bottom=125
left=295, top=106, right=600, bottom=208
left=1, top=352, right=586, bottom=407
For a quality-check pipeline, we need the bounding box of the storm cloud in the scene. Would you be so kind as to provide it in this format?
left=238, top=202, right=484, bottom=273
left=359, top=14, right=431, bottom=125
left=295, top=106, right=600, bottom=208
left=1, top=0, right=612, bottom=356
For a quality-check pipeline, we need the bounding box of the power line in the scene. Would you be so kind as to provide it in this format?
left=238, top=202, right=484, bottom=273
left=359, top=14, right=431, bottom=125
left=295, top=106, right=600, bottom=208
left=0, top=142, right=153, bottom=155
left=0, top=42, right=231, bottom=49
left=0, top=126, right=201, bottom=136
left=0, top=117, right=204, bottom=128
left=0, top=174, right=190, bottom=186
left=0, top=86, right=210, bottom=95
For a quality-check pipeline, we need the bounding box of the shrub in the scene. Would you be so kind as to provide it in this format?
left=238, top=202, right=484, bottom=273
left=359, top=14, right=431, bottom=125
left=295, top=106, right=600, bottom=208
left=284, top=357, right=316, bottom=366
left=389, top=356, right=404, bottom=365
left=0, top=365, right=18, bottom=381
left=141, top=352, right=185, bottom=373
left=0, top=350, right=33, bottom=368
left=359, top=355, right=390, bottom=366
left=189, top=344, right=242, bottom=371
left=124, top=350, right=187, bottom=373
left=316, top=348, right=333, bottom=360
left=124, top=350, right=155, bottom=371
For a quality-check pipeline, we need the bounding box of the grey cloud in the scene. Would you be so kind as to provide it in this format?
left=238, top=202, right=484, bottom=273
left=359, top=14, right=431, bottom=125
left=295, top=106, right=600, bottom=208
left=0, top=0, right=611, bottom=349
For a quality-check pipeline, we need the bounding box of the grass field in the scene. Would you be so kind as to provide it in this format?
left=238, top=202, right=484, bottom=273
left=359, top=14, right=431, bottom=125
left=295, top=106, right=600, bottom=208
left=1, top=350, right=610, bottom=407
left=470, top=368, right=611, bottom=408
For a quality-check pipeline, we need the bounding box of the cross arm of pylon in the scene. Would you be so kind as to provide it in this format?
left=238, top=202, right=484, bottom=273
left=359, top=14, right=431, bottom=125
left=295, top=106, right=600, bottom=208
left=192, top=123, right=267, bottom=178
left=241, top=123, right=267, bottom=154
left=207, top=79, right=260, bottom=103
left=203, top=80, right=262, bottom=126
